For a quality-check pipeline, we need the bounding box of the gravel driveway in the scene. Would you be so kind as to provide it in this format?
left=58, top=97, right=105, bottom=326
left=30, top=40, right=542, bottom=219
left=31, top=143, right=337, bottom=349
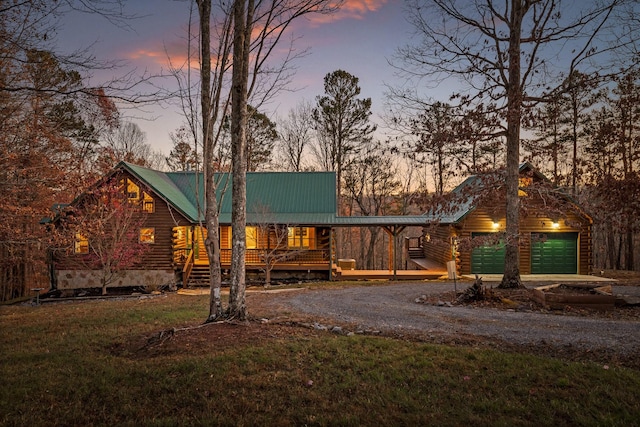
left=280, top=283, right=640, bottom=358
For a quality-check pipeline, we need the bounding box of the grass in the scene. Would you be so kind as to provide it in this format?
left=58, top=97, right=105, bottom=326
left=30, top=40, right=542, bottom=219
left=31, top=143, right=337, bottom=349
left=1, top=294, right=639, bottom=426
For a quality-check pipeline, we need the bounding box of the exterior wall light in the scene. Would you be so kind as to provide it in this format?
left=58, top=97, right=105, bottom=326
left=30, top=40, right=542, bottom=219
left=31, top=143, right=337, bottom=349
left=552, top=222, right=560, bottom=229
left=492, top=221, right=500, bottom=229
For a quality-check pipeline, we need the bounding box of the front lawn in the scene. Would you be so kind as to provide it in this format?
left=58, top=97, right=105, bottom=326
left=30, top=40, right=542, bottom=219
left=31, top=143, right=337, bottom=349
left=1, top=293, right=638, bottom=426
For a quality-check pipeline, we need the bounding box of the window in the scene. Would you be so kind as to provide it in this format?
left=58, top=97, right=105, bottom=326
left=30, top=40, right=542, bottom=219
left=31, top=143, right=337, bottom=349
left=142, top=192, right=154, bottom=213
left=246, top=226, right=258, bottom=249
left=74, top=233, right=88, bottom=254
left=518, top=177, right=532, bottom=197
left=139, top=228, right=155, bottom=244
left=125, top=179, right=140, bottom=200
left=288, top=227, right=315, bottom=249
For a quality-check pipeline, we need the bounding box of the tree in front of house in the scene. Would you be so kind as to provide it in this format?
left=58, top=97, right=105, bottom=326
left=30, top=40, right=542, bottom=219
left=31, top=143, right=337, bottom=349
left=194, top=0, right=339, bottom=322
left=59, top=177, right=150, bottom=295
left=0, top=47, right=114, bottom=300
left=250, top=203, right=310, bottom=286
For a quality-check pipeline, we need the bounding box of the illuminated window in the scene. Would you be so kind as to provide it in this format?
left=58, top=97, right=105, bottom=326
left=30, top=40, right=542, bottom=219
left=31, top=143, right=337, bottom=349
left=142, top=192, right=154, bottom=213
left=126, top=180, right=140, bottom=200
left=518, top=177, right=532, bottom=196
left=139, top=228, right=155, bottom=244
left=246, top=226, right=258, bottom=249
left=288, top=227, right=315, bottom=249
left=74, top=233, right=88, bottom=254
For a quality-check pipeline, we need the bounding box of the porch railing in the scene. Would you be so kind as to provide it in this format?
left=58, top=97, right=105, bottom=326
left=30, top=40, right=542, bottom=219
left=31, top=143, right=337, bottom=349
left=174, top=247, right=330, bottom=268
left=220, top=249, right=329, bottom=265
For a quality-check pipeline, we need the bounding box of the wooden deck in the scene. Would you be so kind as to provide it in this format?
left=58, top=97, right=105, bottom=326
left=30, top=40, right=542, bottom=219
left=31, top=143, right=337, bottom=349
left=338, top=270, right=446, bottom=280
left=336, top=261, right=447, bottom=281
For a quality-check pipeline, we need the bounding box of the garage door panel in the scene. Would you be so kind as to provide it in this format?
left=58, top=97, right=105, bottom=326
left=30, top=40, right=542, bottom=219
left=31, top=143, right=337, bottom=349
left=471, top=233, right=505, bottom=274
left=531, top=232, right=578, bottom=274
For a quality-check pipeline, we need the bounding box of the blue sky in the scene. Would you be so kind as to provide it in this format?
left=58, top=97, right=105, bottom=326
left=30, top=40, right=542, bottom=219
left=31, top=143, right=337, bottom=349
left=57, top=0, right=415, bottom=156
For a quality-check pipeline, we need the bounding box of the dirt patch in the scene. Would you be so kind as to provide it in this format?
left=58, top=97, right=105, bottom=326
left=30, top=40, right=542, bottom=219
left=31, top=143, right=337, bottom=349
left=111, top=292, right=324, bottom=359
left=417, top=285, right=640, bottom=320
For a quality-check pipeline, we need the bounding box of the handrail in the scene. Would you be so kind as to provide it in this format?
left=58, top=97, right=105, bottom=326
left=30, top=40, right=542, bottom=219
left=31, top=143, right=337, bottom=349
left=182, top=249, right=195, bottom=285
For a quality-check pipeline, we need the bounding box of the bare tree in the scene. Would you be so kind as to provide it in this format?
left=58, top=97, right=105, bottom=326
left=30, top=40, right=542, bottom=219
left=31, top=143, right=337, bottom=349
left=192, top=0, right=340, bottom=321
left=250, top=204, right=302, bottom=286
left=228, top=0, right=253, bottom=320
left=395, top=0, right=636, bottom=288
left=343, top=142, right=401, bottom=269
left=1, top=1, right=165, bottom=104
left=95, top=122, right=165, bottom=172
left=194, top=0, right=227, bottom=321
left=277, top=101, right=314, bottom=171
left=166, top=125, right=200, bottom=171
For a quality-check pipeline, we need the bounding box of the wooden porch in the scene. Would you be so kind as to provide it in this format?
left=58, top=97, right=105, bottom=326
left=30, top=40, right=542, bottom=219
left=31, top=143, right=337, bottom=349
left=175, top=231, right=448, bottom=286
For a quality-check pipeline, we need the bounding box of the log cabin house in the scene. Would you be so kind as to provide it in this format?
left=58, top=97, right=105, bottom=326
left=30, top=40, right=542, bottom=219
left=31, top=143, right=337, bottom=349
left=50, top=162, right=592, bottom=292
left=421, top=163, right=593, bottom=276
left=51, top=162, right=434, bottom=291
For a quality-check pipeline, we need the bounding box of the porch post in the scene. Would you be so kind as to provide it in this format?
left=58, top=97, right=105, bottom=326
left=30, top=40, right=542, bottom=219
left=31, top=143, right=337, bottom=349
left=393, top=227, right=397, bottom=280
left=382, top=226, right=397, bottom=279
left=329, top=227, right=333, bottom=281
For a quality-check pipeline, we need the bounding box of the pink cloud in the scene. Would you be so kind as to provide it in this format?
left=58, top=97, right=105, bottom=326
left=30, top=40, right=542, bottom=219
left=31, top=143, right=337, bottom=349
left=308, top=0, right=389, bottom=25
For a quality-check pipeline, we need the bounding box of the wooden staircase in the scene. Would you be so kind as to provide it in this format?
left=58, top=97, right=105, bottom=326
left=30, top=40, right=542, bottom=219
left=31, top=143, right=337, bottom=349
left=408, top=247, right=424, bottom=260
left=185, top=264, right=211, bottom=286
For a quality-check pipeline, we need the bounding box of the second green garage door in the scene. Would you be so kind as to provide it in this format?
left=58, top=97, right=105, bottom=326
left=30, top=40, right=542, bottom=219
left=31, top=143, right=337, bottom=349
left=530, top=232, right=578, bottom=274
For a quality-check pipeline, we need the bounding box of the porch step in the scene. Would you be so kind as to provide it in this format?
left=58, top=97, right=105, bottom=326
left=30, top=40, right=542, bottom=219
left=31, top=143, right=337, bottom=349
left=186, top=265, right=211, bottom=287
left=408, top=248, right=424, bottom=259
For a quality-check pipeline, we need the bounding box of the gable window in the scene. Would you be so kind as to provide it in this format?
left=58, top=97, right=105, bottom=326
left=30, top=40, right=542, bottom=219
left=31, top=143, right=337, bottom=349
left=139, top=228, right=155, bottom=244
left=288, top=227, right=315, bottom=249
left=142, top=192, right=154, bottom=213
left=518, top=177, right=532, bottom=197
left=124, top=179, right=140, bottom=200
left=74, top=233, right=89, bottom=254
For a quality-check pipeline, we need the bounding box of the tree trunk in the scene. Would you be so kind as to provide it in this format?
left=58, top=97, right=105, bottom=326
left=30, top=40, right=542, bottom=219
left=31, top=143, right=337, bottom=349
left=626, top=225, right=634, bottom=271
left=228, top=0, right=253, bottom=321
left=197, top=0, right=225, bottom=321
left=500, top=0, right=524, bottom=289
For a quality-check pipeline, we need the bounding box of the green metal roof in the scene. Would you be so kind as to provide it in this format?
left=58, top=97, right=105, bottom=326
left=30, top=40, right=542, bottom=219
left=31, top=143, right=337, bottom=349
left=55, top=162, right=445, bottom=228
left=331, top=215, right=433, bottom=227
left=429, top=162, right=590, bottom=225
left=119, top=162, right=339, bottom=224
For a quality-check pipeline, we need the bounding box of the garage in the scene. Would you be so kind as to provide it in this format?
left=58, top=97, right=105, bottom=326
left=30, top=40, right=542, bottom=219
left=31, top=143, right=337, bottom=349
left=471, top=233, right=505, bottom=274
left=530, top=232, right=578, bottom=274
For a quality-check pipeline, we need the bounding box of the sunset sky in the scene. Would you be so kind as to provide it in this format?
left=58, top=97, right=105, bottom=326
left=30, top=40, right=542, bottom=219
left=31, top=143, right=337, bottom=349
left=58, top=0, right=419, bottom=156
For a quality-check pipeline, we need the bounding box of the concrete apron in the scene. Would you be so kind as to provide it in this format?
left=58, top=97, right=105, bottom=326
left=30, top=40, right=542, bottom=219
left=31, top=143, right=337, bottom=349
left=462, top=274, right=616, bottom=282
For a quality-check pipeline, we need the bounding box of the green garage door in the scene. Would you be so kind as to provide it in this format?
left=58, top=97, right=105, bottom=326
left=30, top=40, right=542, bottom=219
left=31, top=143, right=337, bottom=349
left=531, top=232, right=578, bottom=274
left=471, top=233, right=505, bottom=274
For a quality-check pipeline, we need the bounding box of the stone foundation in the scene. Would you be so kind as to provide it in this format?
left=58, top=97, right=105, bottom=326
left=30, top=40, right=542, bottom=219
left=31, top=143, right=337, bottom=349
left=55, top=269, right=176, bottom=290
